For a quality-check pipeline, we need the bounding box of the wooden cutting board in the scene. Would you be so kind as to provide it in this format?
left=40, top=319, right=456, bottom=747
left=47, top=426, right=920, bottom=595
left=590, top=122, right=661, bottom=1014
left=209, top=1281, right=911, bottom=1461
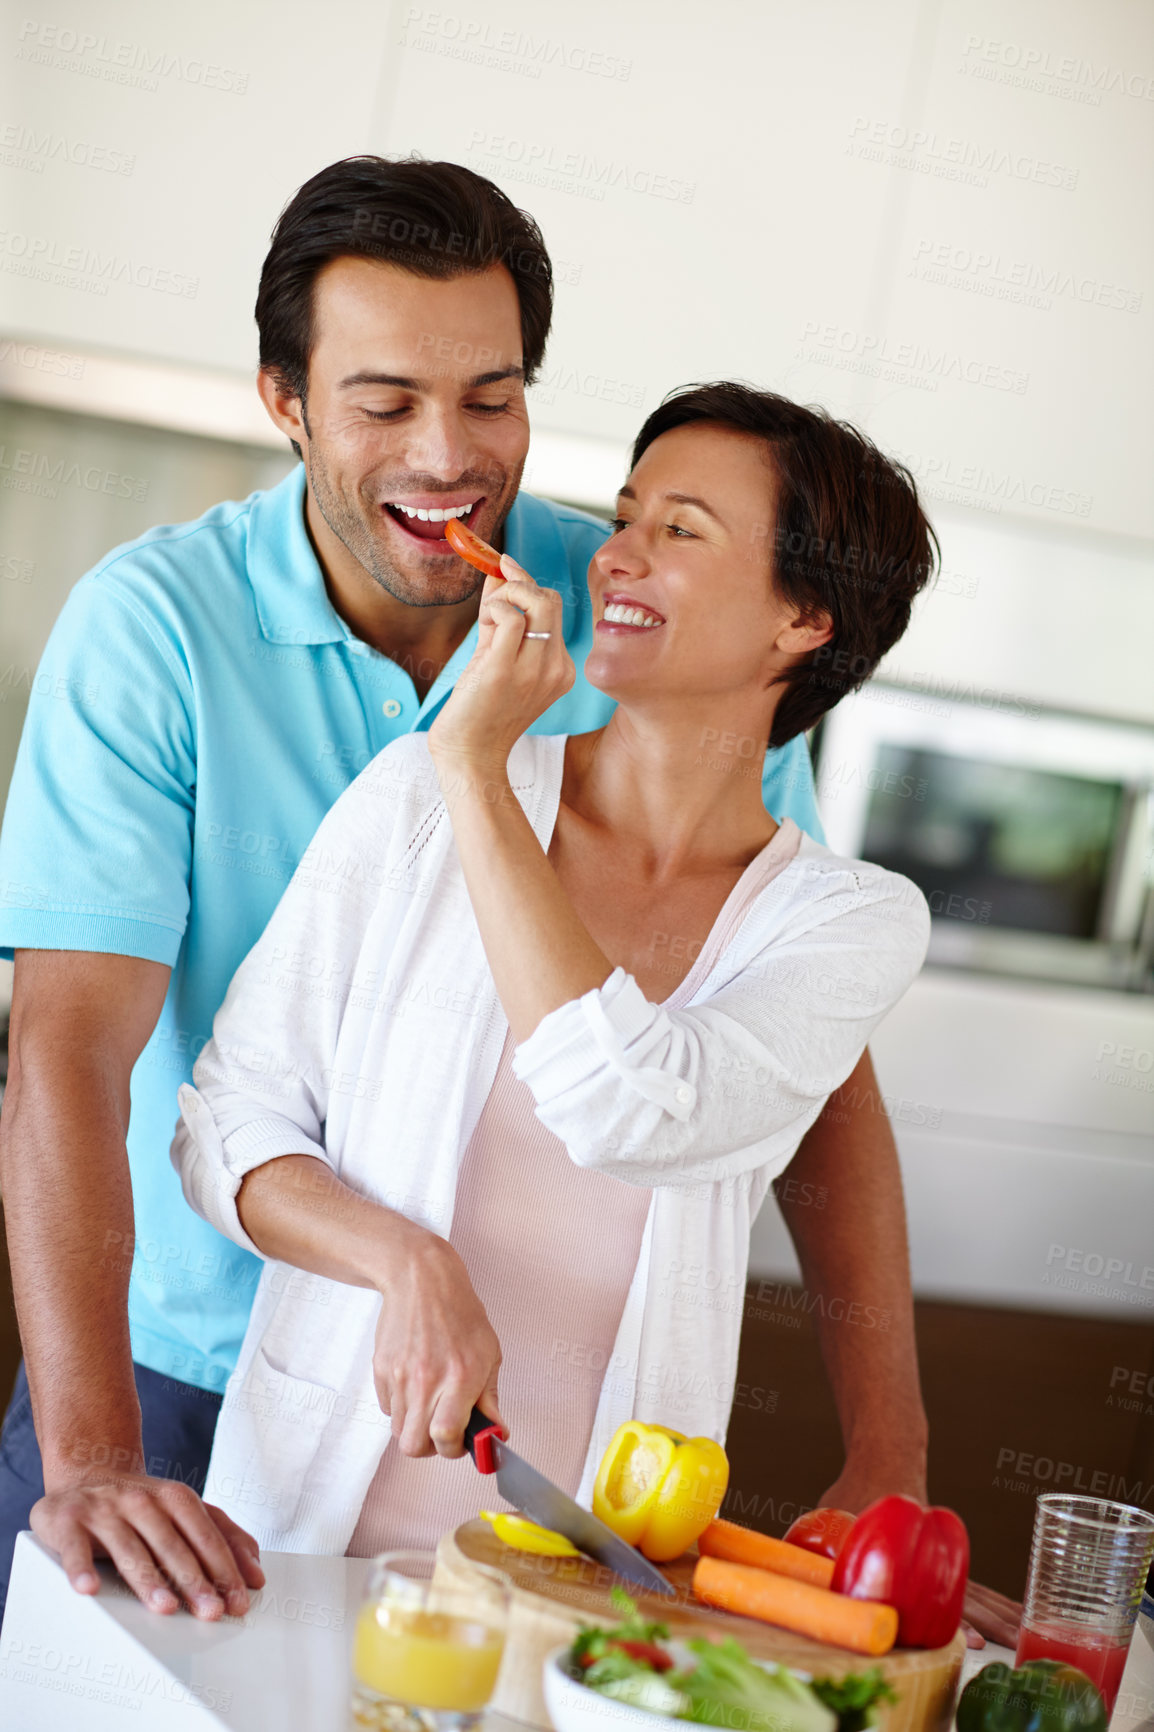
left=436, top=1521, right=964, bottom=1732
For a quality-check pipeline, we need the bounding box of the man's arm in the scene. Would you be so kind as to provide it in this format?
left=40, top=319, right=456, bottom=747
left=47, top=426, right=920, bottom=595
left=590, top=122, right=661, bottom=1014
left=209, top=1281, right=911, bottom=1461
left=779, top=1048, right=1021, bottom=1648
left=1, top=950, right=263, bottom=1617
left=777, top=1048, right=929, bottom=1507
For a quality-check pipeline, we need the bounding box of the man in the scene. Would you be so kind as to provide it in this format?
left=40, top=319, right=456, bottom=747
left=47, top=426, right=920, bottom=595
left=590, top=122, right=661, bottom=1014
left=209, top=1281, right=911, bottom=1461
left=0, top=155, right=1015, bottom=1641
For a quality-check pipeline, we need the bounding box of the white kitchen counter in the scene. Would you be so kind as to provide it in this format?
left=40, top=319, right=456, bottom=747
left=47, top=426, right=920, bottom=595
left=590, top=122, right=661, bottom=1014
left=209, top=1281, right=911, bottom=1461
left=1, top=1531, right=1152, bottom=1731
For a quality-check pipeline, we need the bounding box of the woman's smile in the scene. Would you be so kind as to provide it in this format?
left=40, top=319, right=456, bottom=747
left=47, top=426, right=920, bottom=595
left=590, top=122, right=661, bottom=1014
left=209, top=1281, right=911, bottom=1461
left=597, top=593, right=667, bottom=632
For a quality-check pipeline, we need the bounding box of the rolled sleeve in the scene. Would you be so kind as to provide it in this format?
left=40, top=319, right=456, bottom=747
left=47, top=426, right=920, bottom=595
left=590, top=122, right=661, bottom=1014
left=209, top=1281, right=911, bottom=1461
left=173, top=1085, right=330, bottom=1255
left=512, top=867, right=929, bottom=1188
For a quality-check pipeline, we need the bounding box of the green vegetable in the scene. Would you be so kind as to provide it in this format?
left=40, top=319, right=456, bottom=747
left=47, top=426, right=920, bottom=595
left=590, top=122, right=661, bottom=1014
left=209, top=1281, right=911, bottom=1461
left=677, top=1637, right=837, bottom=1732
left=599, top=1672, right=692, bottom=1716
left=569, top=1594, right=898, bottom=1732
left=956, top=1661, right=1107, bottom=1732
left=810, top=1669, right=898, bottom=1732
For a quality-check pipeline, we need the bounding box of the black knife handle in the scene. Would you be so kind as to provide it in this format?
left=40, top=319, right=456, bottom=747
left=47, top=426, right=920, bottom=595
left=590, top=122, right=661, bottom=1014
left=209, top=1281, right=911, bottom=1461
left=464, top=1405, right=504, bottom=1474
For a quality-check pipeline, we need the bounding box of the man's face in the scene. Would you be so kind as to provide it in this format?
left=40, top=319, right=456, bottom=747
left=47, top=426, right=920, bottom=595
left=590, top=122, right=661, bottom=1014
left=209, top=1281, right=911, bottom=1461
left=298, top=256, right=530, bottom=607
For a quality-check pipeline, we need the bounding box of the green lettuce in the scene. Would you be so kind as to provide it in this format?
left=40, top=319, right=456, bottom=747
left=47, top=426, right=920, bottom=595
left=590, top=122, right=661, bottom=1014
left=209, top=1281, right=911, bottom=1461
left=675, top=1637, right=838, bottom=1732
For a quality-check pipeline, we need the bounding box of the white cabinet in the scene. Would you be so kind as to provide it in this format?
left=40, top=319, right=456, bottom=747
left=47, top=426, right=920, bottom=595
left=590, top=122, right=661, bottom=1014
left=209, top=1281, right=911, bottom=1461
left=750, top=970, right=1154, bottom=1316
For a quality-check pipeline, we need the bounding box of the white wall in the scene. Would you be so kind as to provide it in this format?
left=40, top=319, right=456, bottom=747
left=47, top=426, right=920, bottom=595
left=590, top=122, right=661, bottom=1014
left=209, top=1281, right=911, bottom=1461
left=1, top=0, right=1150, bottom=541
left=750, top=970, right=1154, bottom=1317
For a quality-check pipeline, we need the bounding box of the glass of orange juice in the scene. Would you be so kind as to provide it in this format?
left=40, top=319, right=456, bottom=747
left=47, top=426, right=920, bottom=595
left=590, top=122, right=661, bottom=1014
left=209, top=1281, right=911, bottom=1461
left=351, top=1551, right=511, bottom=1732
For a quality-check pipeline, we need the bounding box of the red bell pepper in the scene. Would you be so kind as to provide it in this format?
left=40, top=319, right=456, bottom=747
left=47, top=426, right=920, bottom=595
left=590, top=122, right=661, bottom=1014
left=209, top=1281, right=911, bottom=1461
left=830, top=1494, right=969, bottom=1649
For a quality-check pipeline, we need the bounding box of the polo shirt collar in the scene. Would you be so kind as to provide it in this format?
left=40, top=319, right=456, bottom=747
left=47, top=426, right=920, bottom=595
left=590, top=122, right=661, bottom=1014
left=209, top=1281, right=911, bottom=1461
left=246, top=464, right=349, bottom=647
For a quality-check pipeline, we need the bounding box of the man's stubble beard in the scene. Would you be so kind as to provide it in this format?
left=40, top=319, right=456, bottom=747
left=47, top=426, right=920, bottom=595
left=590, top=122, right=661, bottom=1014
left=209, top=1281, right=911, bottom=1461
left=305, top=435, right=523, bottom=611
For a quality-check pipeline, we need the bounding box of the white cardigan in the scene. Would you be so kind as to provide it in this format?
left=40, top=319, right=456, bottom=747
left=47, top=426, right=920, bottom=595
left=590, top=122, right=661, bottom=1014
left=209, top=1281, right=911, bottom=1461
left=172, top=732, right=930, bottom=1554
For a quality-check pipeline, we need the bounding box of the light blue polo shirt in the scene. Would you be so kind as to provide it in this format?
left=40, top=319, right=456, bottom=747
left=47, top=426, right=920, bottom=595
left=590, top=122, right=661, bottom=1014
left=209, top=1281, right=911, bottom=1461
left=0, top=463, right=824, bottom=1394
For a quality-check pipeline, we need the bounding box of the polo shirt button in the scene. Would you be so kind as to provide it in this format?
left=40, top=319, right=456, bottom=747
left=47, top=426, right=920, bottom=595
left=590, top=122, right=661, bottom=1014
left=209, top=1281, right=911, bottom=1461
left=676, top=1084, right=693, bottom=1105
left=382, top=698, right=402, bottom=719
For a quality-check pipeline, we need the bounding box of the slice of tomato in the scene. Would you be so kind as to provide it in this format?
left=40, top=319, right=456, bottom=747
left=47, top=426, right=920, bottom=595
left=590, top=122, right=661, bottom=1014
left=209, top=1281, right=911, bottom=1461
left=783, top=1507, right=857, bottom=1562
left=608, top=1640, right=674, bottom=1671
left=444, top=515, right=504, bottom=578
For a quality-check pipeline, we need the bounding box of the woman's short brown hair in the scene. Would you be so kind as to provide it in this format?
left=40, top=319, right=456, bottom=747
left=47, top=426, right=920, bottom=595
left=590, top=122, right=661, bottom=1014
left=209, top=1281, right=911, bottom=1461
left=630, top=383, right=938, bottom=747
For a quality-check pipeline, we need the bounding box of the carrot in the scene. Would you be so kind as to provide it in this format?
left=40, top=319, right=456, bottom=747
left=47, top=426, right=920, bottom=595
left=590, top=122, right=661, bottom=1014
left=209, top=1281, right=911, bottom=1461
left=693, top=1554, right=898, bottom=1657
left=698, top=1518, right=836, bottom=1589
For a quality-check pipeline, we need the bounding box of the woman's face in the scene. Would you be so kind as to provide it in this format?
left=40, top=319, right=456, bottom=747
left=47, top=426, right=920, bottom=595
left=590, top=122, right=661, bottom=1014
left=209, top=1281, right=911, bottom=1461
left=584, top=422, right=830, bottom=717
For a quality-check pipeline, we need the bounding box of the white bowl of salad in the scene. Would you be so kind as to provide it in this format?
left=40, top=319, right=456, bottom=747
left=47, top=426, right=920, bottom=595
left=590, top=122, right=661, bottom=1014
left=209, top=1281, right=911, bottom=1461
left=544, top=1590, right=895, bottom=1732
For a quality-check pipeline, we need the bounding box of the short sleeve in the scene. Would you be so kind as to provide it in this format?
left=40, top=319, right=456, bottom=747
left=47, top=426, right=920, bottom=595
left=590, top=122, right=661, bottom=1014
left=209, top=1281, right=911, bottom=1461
left=0, top=576, right=195, bottom=964
left=762, top=734, right=826, bottom=844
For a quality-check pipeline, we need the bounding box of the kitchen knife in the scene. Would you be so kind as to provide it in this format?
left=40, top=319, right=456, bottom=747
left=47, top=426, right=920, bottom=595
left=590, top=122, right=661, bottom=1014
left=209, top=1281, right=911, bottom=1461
left=464, top=1406, right=676, bottom=1599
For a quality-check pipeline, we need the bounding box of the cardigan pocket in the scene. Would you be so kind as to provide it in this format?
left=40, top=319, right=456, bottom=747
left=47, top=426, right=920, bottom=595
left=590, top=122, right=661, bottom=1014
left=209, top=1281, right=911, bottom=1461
left=206, top=1348, right=342, bottom=1540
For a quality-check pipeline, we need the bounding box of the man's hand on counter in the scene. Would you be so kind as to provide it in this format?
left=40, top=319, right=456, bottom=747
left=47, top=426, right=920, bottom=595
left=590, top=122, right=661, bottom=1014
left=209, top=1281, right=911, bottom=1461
left=960, top=1580, right=1023, bottom=1650
left=818, top=1466, right=1022, bottom=1651
left=30, top=1474, right=265, bottom=1619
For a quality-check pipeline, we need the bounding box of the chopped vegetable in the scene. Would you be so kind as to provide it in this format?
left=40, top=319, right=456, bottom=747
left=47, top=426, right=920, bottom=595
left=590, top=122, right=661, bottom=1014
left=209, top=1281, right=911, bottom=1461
left=571, top=1584, right=672, bottom=1674
left=698, top=1519, right=837, bottom=1588
left=479, top=1509, right=580, bottom=1556
left=444, top=515, right=504, bottom=578
left=568, top=1593, right=899, bottom=1732
left=785, top=1509, right=857, bottom=1563
left=593, top=1422, right=730, bottom=1562
left=678, top=1636, right=837, bottom=1732
left=956, top=1660, right=1106, bottom=1732
left=692, top=1556, right=899, bottom=1657
left=831, top=1495, right=968, bottom=1650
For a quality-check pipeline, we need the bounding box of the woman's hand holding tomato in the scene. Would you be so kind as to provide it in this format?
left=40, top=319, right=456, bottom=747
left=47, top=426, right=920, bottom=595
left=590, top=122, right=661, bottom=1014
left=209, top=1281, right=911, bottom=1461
left=427, top=553, right=574, bottom=779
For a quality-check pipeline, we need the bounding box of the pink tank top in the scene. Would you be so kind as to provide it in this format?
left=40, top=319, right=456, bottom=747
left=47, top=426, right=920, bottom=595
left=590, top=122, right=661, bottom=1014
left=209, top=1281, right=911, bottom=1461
left=347, top=819, right=802, bottom=1555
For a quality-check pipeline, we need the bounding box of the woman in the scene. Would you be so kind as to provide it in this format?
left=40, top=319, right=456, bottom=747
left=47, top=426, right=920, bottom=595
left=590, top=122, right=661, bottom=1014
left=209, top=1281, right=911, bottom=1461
left=173, top=383, right=935, bottom=1558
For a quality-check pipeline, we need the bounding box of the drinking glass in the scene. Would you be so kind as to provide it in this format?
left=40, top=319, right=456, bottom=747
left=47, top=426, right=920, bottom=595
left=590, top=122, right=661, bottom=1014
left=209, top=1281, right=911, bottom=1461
left=1015, top=1494, right=1154, bottom=1716
left=351, top=1550, right=511, bottom=1732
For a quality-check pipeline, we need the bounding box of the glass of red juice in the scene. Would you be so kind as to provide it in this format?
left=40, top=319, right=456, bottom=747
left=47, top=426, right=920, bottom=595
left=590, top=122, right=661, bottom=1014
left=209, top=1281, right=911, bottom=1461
left=1016, top=1494, right=1154, bottom=1717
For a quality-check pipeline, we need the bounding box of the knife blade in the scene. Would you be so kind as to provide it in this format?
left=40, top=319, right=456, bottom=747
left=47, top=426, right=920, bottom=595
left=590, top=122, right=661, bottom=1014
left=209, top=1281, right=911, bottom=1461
left=464, top=1407, right=676, bottom=1599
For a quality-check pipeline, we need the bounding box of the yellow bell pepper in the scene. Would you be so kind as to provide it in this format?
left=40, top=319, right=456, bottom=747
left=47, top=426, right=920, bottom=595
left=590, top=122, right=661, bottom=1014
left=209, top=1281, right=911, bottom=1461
left=480, top=1510, right=581, bottom=1557
left=592, top=1421, right=729, bottom=1562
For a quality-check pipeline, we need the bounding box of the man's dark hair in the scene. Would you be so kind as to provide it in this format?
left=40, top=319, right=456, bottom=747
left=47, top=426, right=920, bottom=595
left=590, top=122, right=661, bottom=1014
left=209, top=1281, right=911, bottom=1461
left=256, top=154, right=553, bottom=436
left=630, top=383, right=938, bottom=747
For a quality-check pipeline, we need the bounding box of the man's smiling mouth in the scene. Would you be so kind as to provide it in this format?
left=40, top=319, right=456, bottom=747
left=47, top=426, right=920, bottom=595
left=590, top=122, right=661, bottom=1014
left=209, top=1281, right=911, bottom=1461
left=381, top=497, right=483, bottom=544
